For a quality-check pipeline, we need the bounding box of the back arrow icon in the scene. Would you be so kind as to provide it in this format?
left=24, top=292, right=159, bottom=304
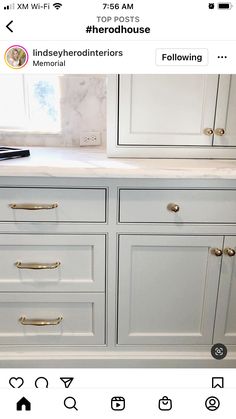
left=6, top=20, right=13, bottom=32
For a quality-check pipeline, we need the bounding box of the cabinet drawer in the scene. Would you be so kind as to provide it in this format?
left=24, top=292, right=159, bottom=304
left=0, top=188, right=106, bottom=222
left=0, top=235, right=105, bottom=292
left=119, top=189, right=236, bottom=223
left=0, top=293, right=105, bottom=345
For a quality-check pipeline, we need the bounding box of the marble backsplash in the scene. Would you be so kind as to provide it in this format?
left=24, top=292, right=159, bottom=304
left=0, top=75, right=107, bottom=148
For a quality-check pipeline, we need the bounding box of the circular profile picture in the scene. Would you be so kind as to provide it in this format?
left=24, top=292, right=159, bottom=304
left=4, top=45, right=28, bottom=69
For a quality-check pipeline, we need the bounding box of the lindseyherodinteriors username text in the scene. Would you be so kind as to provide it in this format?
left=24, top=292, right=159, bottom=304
left=32, top=48, right=124, bottom=67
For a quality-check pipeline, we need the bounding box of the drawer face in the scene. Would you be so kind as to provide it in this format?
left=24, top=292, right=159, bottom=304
left=119, top=189, right=236, bottom=223
left=0, top=188, right=106, bottom=222
left=0, top=293, right=105, bottom=345
left=0, top=235, right=105, bottom=292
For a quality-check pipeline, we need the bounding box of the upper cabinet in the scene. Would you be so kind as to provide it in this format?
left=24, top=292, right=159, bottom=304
left=119, top=75, right=218, bottom=147
left=214, top=75, right=236, bottom=147
left=107, top=74, right=236, bottom=158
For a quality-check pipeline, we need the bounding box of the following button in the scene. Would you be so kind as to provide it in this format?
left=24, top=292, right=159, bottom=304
left=156, top=48, right=208, bottom=66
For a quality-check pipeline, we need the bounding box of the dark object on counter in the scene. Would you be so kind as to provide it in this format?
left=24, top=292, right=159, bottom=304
left=0, top=147, right=30, bottom=160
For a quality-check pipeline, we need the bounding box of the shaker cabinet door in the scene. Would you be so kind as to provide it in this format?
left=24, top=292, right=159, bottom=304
left=214, top=237, right=236, bottom=344
left=214, top=75, right=236, bottom=146
left=118, top=235, right=223, bottom=345
left=118, top=75, right=218, bottom=146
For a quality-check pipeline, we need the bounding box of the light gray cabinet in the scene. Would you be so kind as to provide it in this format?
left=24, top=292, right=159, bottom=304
left=119, top=189, right=236, bottom=224
left=0, top=235, right=106, bottom=292
left=0, top=177, right=236, bottom=366
left=118, top=235, right=223, bottom=345
left=107, top=74, right=236, bottom=158
left=0, top=293, right=105, bottom=345
left=118, top=75, right=218, bottom=147
left=214, top=75, right=236, bottom=147
left=0, top=187, right=107, bottom=349
left=214, top=237, right=236, bottom=344
left=1, top=187, right=106, bottom=222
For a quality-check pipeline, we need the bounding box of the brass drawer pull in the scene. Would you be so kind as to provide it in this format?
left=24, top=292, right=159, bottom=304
left=224, top=248, right=236, bottom=257
left=19, top=316, right=63, bottom=326
left=203, top=128, right=214, bottom=136
left=167, top=203, right=180, bottom=213
left=211, top=248, right=223, bottom=257
left=9, top=203, right=58, bottom=210
left=214, top=128, right=225, bottom=136
left=15, top=261, right=61, bottom=270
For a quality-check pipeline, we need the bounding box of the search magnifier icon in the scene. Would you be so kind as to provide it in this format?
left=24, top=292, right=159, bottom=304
left=64, top=397, right=78, bottom=411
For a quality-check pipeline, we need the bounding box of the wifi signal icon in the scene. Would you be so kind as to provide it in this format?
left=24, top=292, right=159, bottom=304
left=53, top=2, right=62, bottom=9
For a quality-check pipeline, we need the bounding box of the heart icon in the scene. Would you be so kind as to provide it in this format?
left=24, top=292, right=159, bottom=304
left=9, top=377, right=24, bottom=388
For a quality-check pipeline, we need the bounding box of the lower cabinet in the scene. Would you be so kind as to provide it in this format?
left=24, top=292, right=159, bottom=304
left=0, top=234, right=106, bottom=292
left=0, top=233, right=106, bottom=346
left=0, top=181, right=236, bottom=366
left=118, top=235, right=233, bottom=345
left=214, top=236, right=236, bottom=344
left=0, top=293, right=105, bottom=345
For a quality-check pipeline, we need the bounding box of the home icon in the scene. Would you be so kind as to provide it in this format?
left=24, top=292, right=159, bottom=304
left=16, top=397, right=31, bottom=411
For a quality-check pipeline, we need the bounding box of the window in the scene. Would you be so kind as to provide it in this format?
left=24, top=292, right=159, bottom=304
left=0, top=75, right=61, bottom=133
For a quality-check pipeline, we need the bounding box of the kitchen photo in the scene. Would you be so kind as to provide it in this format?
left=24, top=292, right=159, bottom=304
left=0, top=74, right=236, bottom=367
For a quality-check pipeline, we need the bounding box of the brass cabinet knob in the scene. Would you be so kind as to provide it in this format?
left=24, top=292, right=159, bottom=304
left=167, top=203, right=180, bottom=213
left=224, top=248, right=236, bottom=257
left=214, top=128, right=225, bottom=136
left=211, top=248, right=223, bottom=257
left=204, top=128, right=214, bottom=136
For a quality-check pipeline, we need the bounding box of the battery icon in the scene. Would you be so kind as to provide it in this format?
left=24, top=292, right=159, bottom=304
left=218, top=2, right=233, bottom=8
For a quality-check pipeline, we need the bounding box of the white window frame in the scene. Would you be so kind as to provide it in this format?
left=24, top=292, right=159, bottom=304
left=0, top=75, right=61, bottom=134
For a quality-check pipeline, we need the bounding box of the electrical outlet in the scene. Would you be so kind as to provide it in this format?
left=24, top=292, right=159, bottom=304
left=80, top=131, right=101, bottom=146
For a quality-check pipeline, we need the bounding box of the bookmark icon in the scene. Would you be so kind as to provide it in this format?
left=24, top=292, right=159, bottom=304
left=212, top=377, right=224, bottom=388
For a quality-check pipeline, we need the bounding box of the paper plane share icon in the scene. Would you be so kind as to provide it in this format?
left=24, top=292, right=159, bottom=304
left=60, top=377, right=74, bottom=388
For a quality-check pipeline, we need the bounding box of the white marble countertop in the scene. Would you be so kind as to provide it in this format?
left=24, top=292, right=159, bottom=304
left=1, top=147, right=236, bottom=179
